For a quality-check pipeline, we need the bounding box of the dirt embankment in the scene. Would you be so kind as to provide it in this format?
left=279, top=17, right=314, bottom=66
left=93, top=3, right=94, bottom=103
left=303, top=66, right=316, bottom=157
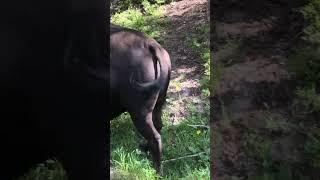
left=211, top=1, right=314, bottom=179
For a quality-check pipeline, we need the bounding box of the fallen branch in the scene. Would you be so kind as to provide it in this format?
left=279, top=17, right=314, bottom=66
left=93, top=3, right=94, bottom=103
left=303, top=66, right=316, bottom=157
left=187, top=124, right=209, bottom=129
left=162, top=152, right=207, bottom=164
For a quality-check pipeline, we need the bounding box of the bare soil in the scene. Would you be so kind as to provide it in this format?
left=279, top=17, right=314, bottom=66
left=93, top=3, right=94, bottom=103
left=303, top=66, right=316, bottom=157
left=162, top=0, right=209, bottom=124
left=211, top=1, right=310, bottom=179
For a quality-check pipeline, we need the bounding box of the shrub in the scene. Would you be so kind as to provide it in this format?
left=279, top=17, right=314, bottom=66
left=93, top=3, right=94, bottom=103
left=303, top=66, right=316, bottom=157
left=111, top=0, right=167, bottom=40
left=300, top=0, right=320, bottom=45
left=289, top=0, right=320, bottom=101
left=111, top=0, right=168, bottom=14
left=288, top=46, right=320, bottom=89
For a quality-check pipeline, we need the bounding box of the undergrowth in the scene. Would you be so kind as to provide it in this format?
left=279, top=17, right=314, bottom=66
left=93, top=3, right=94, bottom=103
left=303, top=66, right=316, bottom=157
left=245, top=1, right=320, bottom=179
left=17, top=160, right=66, bottom=180
left=289, top=0, right=320, bottom=174
left=111, top=0, right=169, bottom=42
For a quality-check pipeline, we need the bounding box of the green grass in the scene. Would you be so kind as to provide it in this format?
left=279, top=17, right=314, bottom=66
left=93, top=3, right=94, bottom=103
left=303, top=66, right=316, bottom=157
left=19, top=102, right=210, bottom=180
left=111, top=102, right=210, bottom=179
left=110, top=113, right=158, bottom=179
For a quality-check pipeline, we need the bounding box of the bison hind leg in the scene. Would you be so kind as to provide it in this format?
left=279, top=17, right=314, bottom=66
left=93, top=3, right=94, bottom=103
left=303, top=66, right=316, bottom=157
left=130, top=111, right=162, bottom=175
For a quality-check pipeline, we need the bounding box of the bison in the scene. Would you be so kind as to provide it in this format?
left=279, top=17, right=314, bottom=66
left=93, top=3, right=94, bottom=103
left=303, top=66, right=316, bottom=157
left=0, top=1, right=108, bottom=179
left=109, top=23, right=171, bottom=174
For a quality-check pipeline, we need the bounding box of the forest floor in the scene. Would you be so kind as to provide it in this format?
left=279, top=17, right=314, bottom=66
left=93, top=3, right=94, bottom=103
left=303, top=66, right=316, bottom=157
left=211, top=1, right=320, bottom=179
left=161, top=0, right=209, bottom=124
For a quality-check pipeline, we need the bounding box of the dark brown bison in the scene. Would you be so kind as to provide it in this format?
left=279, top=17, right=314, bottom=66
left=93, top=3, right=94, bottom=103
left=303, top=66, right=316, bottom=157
left=0, top=0, right=108, bottom=179
left=109, top=23, right=171, bottom=174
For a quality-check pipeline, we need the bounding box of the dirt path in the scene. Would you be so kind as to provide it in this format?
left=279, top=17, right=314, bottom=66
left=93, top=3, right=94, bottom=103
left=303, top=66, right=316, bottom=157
left=211, top=1, right=306, bottom=179
left=161, top=0, right=209, bottom=124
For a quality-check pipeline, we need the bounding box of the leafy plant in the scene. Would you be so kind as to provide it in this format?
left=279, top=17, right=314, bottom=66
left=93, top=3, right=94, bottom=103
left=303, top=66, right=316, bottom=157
left=111, top=0, right=167, bottom=40
left=294, top=86, right=320, bottom=114
left=288, top=47, right=320, bottom=89
left=244, top=133, right=273, bottom=169
left=304, top=134, right=320, bottom=168
left=300, top=0, right=320, bottom=45
left=18, top=159, right=67, bottom=180
left=111, top=0, right=167, bottom=15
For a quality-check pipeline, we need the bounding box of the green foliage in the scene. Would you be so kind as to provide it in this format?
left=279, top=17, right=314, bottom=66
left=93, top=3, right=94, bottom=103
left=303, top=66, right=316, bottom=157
left=287, top=1, right=320, bottom=175
left=300, top=0, right=320, bottom=44
left=243, top=111, right=320, bottom=180
left=244, top=133, right=303, bottom=180
left=244, top=133, right=273, bottom=169
left=111, top=0, right=168, bottom=40
left=288, top=46, right=320, bottom=88
left=111, top=148, right=158, bottom=179
left=289, top=0, right=320, bottom=117
left=180, top=167, right=210, bottom=180
left=304, top=134, right=320, bottom=168
left=111, top=0, right=132, bottom=14
left=111, top=0, right=167, bottom=15
left=294, top=86, right=320, bottom=113
left=289, top=0, right=320, bottom=93
left=18, top=159, right=67, bottom=180
left=288, top=0, right=320, bottom=96
left=200, top=49, right=210, bottom=96
left=248, top=165, right=305, bottom=180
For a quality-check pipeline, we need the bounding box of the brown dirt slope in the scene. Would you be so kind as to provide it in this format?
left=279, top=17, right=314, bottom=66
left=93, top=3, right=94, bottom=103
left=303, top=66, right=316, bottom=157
left=211, top=1, right=314, bottom=179
left=162, top=0, right=209, bottom=124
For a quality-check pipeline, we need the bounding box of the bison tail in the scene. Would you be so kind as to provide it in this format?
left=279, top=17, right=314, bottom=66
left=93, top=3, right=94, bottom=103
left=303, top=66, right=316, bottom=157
left=129, top=43, right=169, bottom=93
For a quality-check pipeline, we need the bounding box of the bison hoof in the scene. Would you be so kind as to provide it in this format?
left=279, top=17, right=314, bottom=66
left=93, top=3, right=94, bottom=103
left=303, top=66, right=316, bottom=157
left=139, top=143, right=150, bottom=153
left=154, top=163, right=163, bottom=176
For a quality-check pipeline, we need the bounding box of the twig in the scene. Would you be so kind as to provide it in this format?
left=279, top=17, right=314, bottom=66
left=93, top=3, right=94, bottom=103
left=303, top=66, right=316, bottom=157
left=290, top=30, right=304, bottom=42
left=111, top=0, right=119, bottom=4
left=187, top=124, right=209, bottom=129
left=162, top=152, right=207, bottom=164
